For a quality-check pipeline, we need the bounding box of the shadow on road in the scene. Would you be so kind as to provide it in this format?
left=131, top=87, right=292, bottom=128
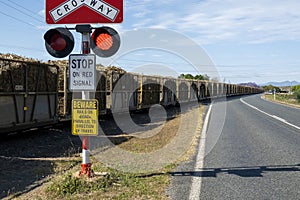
left=136, top=163, right=300, bottom=179
left=170, top=164, right=300, bottom=178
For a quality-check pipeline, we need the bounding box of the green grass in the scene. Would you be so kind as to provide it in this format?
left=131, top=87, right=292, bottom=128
left=264, top=94, right=300, bottom=107
left=44, top=113, right=184, bottom=200
left=46, top=163, right=171, bottom=200
left=29, top=106, right=204, bottom=200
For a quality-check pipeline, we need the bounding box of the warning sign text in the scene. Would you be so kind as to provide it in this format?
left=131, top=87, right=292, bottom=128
left=72, top=99, right=98, bottom=135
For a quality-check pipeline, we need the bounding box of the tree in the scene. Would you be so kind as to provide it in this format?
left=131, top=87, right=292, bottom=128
left=194, top=74, right=209, bottom=81
left=292, top=85, right=300, bottom=102
left=291, top=85, right=300, bottom=92
left=178, top=73, right=209, bottom=80
left=262, top=85, right=281, bottom=93
left=294, top=90, right=300, bottom=102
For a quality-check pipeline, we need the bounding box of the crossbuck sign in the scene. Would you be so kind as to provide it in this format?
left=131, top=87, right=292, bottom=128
left=46, top=0, right=123, bottom=24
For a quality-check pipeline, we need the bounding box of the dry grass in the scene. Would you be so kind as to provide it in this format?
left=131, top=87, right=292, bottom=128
left=13, top=105, right=204, bottom=200
left=263, top=94, right=300, bottom=108
left=118, top=115, right=181, bottom=153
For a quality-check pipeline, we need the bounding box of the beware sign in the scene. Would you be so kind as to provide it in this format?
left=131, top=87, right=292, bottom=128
left=72, top=99, right=98, bottom=135
left=46, top=0, right=123, bottom=24
left=69, top=54, right=96, bottom=91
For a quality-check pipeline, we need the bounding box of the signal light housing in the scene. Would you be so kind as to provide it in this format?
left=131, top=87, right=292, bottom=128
left=90, top=27, right=120, bottom=58
left=44, top=27, right=74, bottom=58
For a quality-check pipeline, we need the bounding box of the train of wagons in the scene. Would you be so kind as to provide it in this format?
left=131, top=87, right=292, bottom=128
left=0, top=57, right=263, bottom=134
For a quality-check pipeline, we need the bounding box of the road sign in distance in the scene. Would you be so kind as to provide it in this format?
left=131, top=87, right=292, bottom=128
left=91, top=27, right=120, bottom=57
left=69, top=54, right=96, bottom=91
left=72, top=99, right=98, bottom=136
left=44, top=28, right=74, bottom=58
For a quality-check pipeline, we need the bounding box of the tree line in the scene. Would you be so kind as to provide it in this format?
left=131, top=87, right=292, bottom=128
left=292, top=85, right=300, bottom=102
left=263, top=84, right=300, bottom=102
left=178, top=74, right=209, bottom=81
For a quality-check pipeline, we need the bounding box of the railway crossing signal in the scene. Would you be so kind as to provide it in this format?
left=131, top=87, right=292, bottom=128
left=45, top=0, right=123, bottom=178
left=44, top=27, right=74, bottom=58
left=44, top=26, right=120, bottom=58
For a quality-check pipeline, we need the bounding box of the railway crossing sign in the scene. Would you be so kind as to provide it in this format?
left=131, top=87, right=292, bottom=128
left=69, top=54, right=96, bottom=91
left=46, top=0, right=123, bottom=24
left=72, top=99, right=98, bottom=135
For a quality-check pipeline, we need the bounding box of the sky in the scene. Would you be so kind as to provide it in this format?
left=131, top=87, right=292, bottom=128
left=0, top=0, right=299, bottom=84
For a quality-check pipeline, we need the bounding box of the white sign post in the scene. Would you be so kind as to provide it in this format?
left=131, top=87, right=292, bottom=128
left=69, top=54, right=96, bottom=91
left=69, top=36, right=96, bottom=177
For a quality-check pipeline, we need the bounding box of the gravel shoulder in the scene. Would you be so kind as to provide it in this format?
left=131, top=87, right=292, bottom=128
left=0, top=125, right=82, bottom=199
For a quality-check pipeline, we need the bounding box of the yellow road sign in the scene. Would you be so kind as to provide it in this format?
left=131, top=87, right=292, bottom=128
left=72, top=99, right=98, bottom=135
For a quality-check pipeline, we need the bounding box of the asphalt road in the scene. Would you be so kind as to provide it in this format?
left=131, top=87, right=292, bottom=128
left=168, top=94, right=300, bottom=200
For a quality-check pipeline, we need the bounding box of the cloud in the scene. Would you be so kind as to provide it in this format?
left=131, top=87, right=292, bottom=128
left=125, top=0, right=300, bottom=44
left=38, top=9, right=45, bottom=17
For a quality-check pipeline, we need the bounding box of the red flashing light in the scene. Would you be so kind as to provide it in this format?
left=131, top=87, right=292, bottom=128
left=95, top=33, right=113, bottom=50
left=91, top=27, right=120, bottom=58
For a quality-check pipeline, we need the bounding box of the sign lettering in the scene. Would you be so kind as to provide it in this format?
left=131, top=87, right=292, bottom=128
left=49, top=0, right=119, bottom=23
left=72, top=99, right=98, bottom=135
left=69, top=54, right=96, bottom=91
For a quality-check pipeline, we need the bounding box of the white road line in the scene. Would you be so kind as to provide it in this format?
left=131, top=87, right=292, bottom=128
left=240, top=98, right=300, bottom=131
left=189, top=104, right=212, bottom=200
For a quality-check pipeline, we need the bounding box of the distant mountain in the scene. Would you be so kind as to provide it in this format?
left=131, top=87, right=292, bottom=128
left=239, top=82, right=261, bottom=88
left=260, top=81, right=300, bottom=87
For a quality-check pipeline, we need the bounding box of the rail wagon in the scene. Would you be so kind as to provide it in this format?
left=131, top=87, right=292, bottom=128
left=109, top=71, right=139, bottom=112
left=0, top=57, right=263, bottom=134
left=162, top=78, right=177, bottom=106
left=0, top=58, right=59, bottom=133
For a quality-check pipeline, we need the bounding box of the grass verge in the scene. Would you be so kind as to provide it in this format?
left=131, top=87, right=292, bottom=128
left=263, top=94, right=300, bottom=108
left=16, top=105, right=203, bottom=200
left=46, top=163, right=171, bottom=200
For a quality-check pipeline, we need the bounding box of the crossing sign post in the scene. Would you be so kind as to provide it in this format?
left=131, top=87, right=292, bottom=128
left=46, top=0, right=123, bottom=24
left=45, top=0, right=123, bottom=178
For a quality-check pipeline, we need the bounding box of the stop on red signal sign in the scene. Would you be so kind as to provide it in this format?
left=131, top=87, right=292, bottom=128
left=69, top=54, right=96, bottom=91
